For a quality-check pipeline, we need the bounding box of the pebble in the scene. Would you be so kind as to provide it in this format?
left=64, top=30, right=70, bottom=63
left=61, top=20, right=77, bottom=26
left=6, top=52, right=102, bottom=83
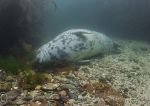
left=59, top=90, right=67, bottom=97
left=35, top=101, right=42, bottom=105
left=5, top=75, right=15, bottom=82
left=78, top=95, right=83, bottom=100
left=59, top=90, right=69, bottom=102
left=0, top=81, right=12, bottom=91
left=140, top=47, right=148, bottom=51
left=0, top=69, right=6, bottom=80
left=4, top=89, right=21, bottom=104
left=59, top=84, right=77, bottom=91
left=43, top=73, right=53, bottom=81
left=68, top=92, right=78, bottom=100
left=35, top=85, right=42, bottom=90
left=34, top=96, right=46, bottom=102
left=68, top=99, right=76, bottom=104
left=8, top=89, right=21, bottom=96
left=14, top=97, right=26, bottom=105
left=50, top=94, right=60, bottom=100
left=95, top=98, right=106, bottom=106
left=22, top=95, right=33, bottom=101
left=41, top=83, right=60, bottom=91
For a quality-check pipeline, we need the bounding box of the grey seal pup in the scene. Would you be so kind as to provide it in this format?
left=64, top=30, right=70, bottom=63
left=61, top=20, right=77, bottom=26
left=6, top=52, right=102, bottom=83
left=36, top=29, right=119, bottom=63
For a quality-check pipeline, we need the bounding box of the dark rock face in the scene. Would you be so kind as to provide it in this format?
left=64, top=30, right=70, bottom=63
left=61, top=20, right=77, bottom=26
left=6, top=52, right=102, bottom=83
left=0, top=0, right=51, bottom=55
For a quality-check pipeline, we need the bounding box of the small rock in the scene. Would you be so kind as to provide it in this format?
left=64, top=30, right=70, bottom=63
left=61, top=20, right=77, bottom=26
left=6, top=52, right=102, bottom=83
left=35, top=101, right=42, bottom=105
left=50, top=94, right=60, bottom=100
left=68, top=99, right=76, bottom=104
left=14, top=97, right=26, bottom=105
left=46, top=101, right=51, bottom=106
left=132, top=65, right=140, bottom=70
left=118, top=58, right=126, bottom=62
left=81, top=91, right=87, bottom=96
left=0, top=81, right=12, bottom=91
left=30, top=100, right=47, bottom=106
left=34, top=96, right=46, bottom=102
left=43, top=73, right=53, bottom=81
left=41, top=83, right=60, bottom=91
left=68, top=92, right=78, bottom=100
left=94, top=98, right=106, bottom=106
left=35, top=85, right=42, bottom=90
left=12, top=80, right=19, bottom=90
left=0, top=101, right=7, bottom=106
left=59, top=90, right=69, bottom=103
left=66, top=74, right=76, bottom=81
left=0, top=69, right=6, bottom=80
left=5, top=75, right=15, bottom=82
left=105, top=95, right=124, bottom=106
left=140, top=47, right=148, bottom=51
left=59, top=84, right=76, bottom=90
left=78, top=95, right=83, bottom=100
left=6, top=90, right=21, bottom=100
left=29, top=90, right=43, bottom=98
left=22, top=94, right=33, bottom=101
left=54, top=75, right=66, bottom=81
left=59, top=90, right=67, bottom=97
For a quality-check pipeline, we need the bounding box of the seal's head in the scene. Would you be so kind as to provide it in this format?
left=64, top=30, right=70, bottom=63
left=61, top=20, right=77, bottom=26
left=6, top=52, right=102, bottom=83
left=36, top=44, right=52, bottom=63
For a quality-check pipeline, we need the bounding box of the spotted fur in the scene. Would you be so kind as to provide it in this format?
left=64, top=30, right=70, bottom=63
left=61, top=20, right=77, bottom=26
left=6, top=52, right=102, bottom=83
left=36, top=29, right=116, bottom=63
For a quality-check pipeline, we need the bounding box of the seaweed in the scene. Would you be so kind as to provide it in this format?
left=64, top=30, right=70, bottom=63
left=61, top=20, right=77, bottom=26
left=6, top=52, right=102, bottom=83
left=0, top=56, right=22, bottom=74
left=19, top=70, right=49, bottom=90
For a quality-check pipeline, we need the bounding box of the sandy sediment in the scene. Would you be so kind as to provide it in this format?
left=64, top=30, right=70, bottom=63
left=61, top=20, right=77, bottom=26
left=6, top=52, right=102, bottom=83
left=79, top=39, right=150, bottom=106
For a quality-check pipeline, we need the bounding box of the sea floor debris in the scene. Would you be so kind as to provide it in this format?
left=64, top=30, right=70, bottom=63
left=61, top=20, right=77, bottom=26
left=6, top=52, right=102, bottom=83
left=0, top=39, right=150, bottom=106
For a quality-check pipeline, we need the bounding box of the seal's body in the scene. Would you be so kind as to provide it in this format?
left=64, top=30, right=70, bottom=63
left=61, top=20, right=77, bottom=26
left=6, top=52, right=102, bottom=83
left=36, top=29, right=117, bottom=63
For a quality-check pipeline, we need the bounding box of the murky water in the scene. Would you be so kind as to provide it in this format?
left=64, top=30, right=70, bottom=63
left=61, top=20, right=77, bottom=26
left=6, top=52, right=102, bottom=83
left=0, top=0, right=150, bottom=105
